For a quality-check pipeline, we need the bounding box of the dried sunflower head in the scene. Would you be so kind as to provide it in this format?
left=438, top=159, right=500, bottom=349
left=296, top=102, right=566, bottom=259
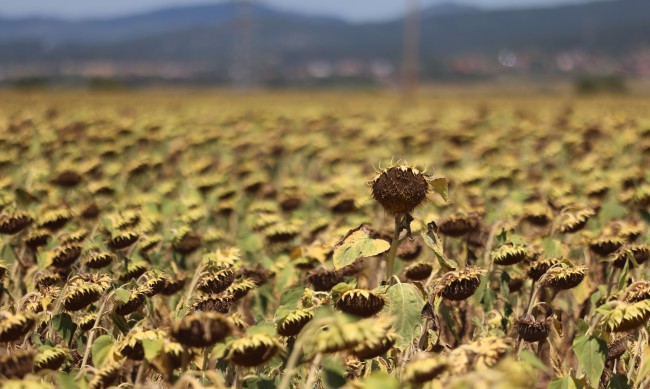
left=161, top=275, right=187, bottom=296
left=83, top=251, right=115, bottom=269
left=352, top=331, right=397, bottom=360
left=48, top=243, right=83, bottom=268
left=490, top=244, right=530, bottom=266
left=539, top=262, right=586, bottom=290
left=112, top=290, right=146, bottom=316
left=223, top=278, right=257, bottom=300
left=600, top=299, right=650, bottom=332
left=370, top=163, right=430, bottom=215
left=141, top=273, right=170, bottom=297
left=623, top=280, right=650, bottom=303
left=276, top=309, right=314, bottom=337
left=63, top=284, right=102, bottom=311
left=197, top=268, right=235, bottom=294
left=228, top=334, right=280, bottom=367
left=438, top=211, right=481, bottom=237
left=190, top=294, right=231, bottom=314
left=264, top=222, right=301, bottom=244
left=138, top=234, right=162, bottom=252
left=436, top=267, right=485, bottom=301
left=33, top=347, right=68, bottom=372
left=108, top=230, right=140, bottom=250
left=61, top=229, right=88, bottom=245
left=118, top=262, right=148, bottom=283
left=404, top=355, right=448, bottom=383
left=514, top=315, right=552, bottom=342
left=172, top=226, right=202, bottom=255
left=315, top=315, right=391, bottom=354
left=24, top=229, right=51, bottom=249
left=397, top=237, right=423, bottom=261
left=589, top=235, right=625, bottom=257
left=78, top=313, right=98, bottom=332
left=118, top=329, right=166, bottom=361
left=522, top=202, right=553, bottom=226
left=0, top=349, right=35, bottom=378
left=0, top=210, right=32, bottom=235
left=557, top=206, right=595, bottom=234
left=607, top=332, right=631, bottom=361
left=611, top=244, right=649, bottom=269
left=88, top=361, right=121, bottom=389
left=307, top=268, right=344, bottom=292
left=171, top=312, right=233, bottom=348
left=335, top=289, right=385, bottom=317
left=37, top=208, right=73, bottom=231
left=0, top=312, right=36, bottom=342
left=404, top=262, right=433, bottom=281
left=527, top=257, right=560, bottom=281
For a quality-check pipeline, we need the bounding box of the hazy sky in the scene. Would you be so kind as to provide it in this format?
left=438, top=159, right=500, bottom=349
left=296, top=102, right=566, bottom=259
left=0, top=0, right=600, bottom=21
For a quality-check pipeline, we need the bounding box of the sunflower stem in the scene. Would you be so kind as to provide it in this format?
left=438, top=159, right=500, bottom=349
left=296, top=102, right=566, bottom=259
left=76, top=290, right=113, bottom=379
left=304, top=353, right=323, bottom=389
left=385, top=215, right=403, bottom=285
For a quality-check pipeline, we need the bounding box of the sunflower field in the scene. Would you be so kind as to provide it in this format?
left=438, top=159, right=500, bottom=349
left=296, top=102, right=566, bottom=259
left=0, top=91, right=649, bottom=389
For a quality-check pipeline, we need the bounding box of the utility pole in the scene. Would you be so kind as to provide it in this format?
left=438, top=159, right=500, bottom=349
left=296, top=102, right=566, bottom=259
left=401, top=0, right=420, bottom=101
left=232, top=0, right=254, bottom=90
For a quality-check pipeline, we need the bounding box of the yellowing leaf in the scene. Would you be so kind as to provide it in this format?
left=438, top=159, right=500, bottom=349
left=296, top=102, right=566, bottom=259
left=333, top=230, right=390, bottom=270
left=92, top=335, right=115, bottom=368
left=142, top=338, right=164, bottom=361
left=429, top=176, right=448, bottom=202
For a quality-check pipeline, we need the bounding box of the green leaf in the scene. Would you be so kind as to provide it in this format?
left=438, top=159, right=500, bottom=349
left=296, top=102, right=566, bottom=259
left=113, top=288, right=131, bottom=303
left=543, top=237, right=562, bottom=258
left=520, top=350, right=549, bottom=372
left=322, top=355, right=346, bottom=389
left=91, top=335, right=114, bottom=368
left=599, top=199, right=626, bottom=223
left=247, top=323, right=276, bottom=336
left=358, top=372, right=399, bottom=389
left=52, top=313, right=77, bottom=345
left=429, top=176, right=448, bottom=202
left=383, top=282, right=426, bottom=349
left=548, top=376, right=584, bottom=389
left=421, top=231, right=458, bottom=271
left=142, top=338, right=164, bottom=361
left=332, top=230, right=390, bottom=270
left=572, top=334, right=607, bottom=387
left=606, top=375, right=631, bottom=389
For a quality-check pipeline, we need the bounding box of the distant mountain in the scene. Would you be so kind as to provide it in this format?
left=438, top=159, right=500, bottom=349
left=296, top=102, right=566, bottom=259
left=0, top=0, right=648, bottom=79
left=0, top=2, right=345, bottom=45
left=421, top=2, right=480, bottom=17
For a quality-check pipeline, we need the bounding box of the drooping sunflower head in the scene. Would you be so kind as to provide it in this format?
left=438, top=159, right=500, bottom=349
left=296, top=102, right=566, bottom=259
left=539, top=262, right=586, bottom=291
left=490, top=243, right=530, bottom=266
left=276, top=308, right=314, bottom=337
left=404, top=354, right=449, bottom=383
left=171, top=312, right=233, bottom=348
left=436, top=267, right=485, bottom=301
left=228, top=334, right=280, bottom=367
left=335, top=289, right=386, bottom=318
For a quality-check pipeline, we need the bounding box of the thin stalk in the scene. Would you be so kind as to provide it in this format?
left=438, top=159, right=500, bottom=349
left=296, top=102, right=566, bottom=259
left=303, top=353, right=323, bottom=389
left=605, top=267, right=618, bottom=298
left=278, top=318, right=334, bottom=389
left=385, top=215, right=403, bottom=284
left=517, top=282, right=542, bottom=356
left=76, top=291, right=113, bottom=379
left=135, top=360, right=148, bottom=388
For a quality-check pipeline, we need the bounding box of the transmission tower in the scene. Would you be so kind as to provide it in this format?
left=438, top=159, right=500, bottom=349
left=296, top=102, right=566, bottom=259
left=232, top=0, right=255, bottom=90
left=401, top=0, right=420, bottom=101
